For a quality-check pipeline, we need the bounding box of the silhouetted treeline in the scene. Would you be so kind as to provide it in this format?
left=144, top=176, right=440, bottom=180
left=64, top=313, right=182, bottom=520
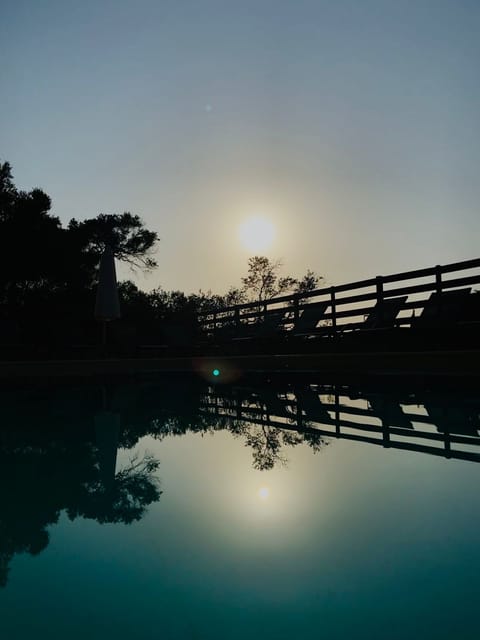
left=1, top=161, right=322, bottom=356
left=0, top=162, right=230, bottom=355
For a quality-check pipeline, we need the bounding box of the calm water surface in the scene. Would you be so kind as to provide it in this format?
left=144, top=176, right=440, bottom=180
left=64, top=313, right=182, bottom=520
left=0, top=374, right=479, bottom=639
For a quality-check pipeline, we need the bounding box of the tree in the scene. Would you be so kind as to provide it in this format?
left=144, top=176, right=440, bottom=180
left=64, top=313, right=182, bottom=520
left=0, top=162, right=20, bottom=218
left=0, top=162, right=67, bottom=305
left=0, top=162, right=160, bottom=303
left=296, top=269, right=322, bottom=297
left=68, top=212, right=158, bottom=272
left=0, top=162, right=162, bottom=351
left=240, top=256, right=323, bottom=303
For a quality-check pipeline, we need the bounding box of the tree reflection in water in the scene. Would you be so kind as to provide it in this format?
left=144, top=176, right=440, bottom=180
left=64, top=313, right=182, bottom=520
left=0, top=385, right=165, bottom=586
left=225, top=421, right=326, bottom=470
left=1, top=374, right=478, bottom=587
left=66, top=452, right=161, bottom=525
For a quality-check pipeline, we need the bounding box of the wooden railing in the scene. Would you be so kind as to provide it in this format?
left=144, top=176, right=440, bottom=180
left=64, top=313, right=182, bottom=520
left=200, top=383, right=480, bottom=463
left=198, top=257, right=480, bottom=338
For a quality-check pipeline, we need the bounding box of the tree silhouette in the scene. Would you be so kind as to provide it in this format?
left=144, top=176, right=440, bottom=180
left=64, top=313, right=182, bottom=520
left=0, top=391, right=163, bottom=588
left=67, top=452, right=161, bottom=525
left=240, top=256, right=323, bottom=303
left=0, top=162, right=159, bottom=298
left=0, top=161, right=162, bottom=350
left=0, top=162, right=67, bottom=306
left=68, top=212, right=158, bottom=273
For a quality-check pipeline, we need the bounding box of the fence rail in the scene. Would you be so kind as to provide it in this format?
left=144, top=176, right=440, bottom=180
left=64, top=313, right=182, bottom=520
left=200, top=384, right=480, bottom=463
left=198, top=257, right=480, bottom=339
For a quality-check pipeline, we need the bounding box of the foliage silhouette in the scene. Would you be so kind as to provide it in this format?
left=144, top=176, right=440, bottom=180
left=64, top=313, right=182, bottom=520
left=67, top=452, right=161, bottom=525
left=0, top=161, right=161, bottom=352
left=0, top=161, right=328, bottom=353
left=0, top=393, right=162, bottom=588
left=0, top=162, right=158, bottom=299
left=1, top=374, right=479, bottom=587
left=0, top=376, right=331, bottom=586
left=241, top=256, right=323, bottom=303
left=68, top=212, right=158, bottom=272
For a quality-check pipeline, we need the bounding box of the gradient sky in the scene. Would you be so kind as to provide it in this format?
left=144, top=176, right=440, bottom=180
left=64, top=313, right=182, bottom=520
left=1, top=0, right=479, bottom=294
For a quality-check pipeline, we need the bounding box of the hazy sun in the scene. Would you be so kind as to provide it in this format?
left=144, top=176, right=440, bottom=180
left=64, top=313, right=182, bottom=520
left=239, top=216, right=275, bottom=252
left=258, top=486, right=270, bottom=500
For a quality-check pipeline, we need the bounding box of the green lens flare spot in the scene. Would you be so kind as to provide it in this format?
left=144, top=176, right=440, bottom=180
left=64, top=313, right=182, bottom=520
left=212, top=369, right=220, bottom=377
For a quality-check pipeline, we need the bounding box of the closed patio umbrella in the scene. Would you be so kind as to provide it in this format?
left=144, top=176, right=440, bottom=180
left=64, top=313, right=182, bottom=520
left=95, top=246, right=121, bottom=349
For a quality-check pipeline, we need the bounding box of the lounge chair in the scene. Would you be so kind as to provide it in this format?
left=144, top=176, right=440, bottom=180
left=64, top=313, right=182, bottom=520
left=258, top=388, right=293, bottom=419
left=424, top=398, right=479, bottom=436
left=257, top=309, right=287, bottom=335
left=365, top=394, right=413, bottom=429
left=337, top=296, right=408, bottom=336
left=292, top=301, right=330, bottom=336
left=412, top=288, right=472, bottom=327
left=362, top=296, right=408, bottom=330
left=236, top=309, right=287, bottom=341
left=294, top=387, right=333, bottom=424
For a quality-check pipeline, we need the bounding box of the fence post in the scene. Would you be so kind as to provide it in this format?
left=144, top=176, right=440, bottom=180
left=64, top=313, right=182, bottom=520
left=296, top=389, right=303, bottom=429
left=234, top=307, right=240, bottom=329
left=382, top=418, right=390, bottom=447
left=330, top=287, right=337, bottom=333
left=376, top=276, right=384, bottom=304
left=237, top=397, right=242, bottom=420
left=212, top=312, right=217, bottom=337
left=335, top=387, right=340, bottom=435
left=435, top=265, right=442, bottom=293
left=293, top=295, right=299, bottom=324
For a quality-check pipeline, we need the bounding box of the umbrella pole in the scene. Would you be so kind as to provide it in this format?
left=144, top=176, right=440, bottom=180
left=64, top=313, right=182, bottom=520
left=102, top=320, right=107, bottom=357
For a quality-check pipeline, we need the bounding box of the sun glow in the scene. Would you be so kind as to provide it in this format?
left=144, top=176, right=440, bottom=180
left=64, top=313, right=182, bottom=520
left=239, top=216, right=275, bottom=252
left=258, top=486, right=270, bottom=500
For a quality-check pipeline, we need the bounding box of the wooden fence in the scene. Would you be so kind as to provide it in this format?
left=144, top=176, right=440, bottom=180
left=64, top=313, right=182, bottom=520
left=198, top=257, right=480, bottom=338
left=200, top=383, right=480, bottom=463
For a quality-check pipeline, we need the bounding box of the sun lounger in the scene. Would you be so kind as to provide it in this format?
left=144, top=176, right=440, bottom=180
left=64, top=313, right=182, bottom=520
left=259, top=388, right=292, bottom=418
left=362, top=296, right=408, bottom=330
left=294, top=387, right=332, bottom=424
left=413, top=288, right=472, bottom=327
left=365, top=394, right=413, bottom=429
left=235, top=309, right=287, bottom=340
left=424, top=399, right=479, bottom=436
left=292, top=301, right=330, bottom=335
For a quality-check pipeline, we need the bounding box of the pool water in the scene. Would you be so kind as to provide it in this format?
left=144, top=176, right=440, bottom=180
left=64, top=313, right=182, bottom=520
left=0, top=374, right=479, bottom=639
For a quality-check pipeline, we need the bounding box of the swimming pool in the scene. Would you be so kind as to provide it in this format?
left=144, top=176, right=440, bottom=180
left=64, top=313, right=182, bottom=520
left=1, top=374, right=479, bottom=639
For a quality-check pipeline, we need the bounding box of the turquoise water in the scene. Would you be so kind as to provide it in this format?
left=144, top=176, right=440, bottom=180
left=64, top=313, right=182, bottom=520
left=0, top=375, right=479, bottom=639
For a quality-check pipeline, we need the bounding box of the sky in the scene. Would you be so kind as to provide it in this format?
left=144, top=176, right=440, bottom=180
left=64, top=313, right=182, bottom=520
left=1, top=0, right=479, bottom=294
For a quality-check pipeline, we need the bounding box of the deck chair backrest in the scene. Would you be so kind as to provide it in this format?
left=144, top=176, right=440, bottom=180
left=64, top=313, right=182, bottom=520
left=424, top=400, right=479, bottom=436
left=363, top=296, right=408, bottom=330
left=295, top=388, right=332, bottom=424
left=294, top=301, right=329, bottom=333
left=260, top=389, right=291, bottom=418
left=365, top=394, right=412, bottom=429
left=249, top=309, right=286, bottom=338
left=262, top=309, right=286, bottom=327
left=413, top=288, right=472, bottom=327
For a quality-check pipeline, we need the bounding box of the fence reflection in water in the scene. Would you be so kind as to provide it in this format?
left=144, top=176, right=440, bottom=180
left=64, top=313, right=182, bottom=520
left=200, top=382, right=480, bottom=463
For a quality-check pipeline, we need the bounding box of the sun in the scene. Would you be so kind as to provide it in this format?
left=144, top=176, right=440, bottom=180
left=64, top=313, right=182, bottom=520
left=258, top=486, right=270, bottom=500
left=239, top=216, right=275, bottom=252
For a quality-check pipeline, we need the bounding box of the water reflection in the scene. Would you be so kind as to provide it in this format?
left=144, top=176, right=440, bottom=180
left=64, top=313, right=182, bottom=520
left=201, top=380, right=480, bottom=464
left=0, top=384, right=162, bottom=587
left=0, top=375, right=479, bottom=587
